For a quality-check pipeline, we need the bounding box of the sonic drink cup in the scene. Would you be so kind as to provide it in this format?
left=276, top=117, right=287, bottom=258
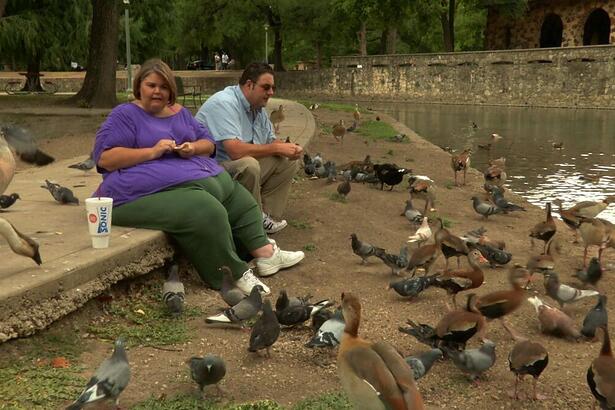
left=85, top=197, right=113, bottom=248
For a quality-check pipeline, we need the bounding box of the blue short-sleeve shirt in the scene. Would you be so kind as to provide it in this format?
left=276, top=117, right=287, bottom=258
left=194, top=85, right=276, bottom=162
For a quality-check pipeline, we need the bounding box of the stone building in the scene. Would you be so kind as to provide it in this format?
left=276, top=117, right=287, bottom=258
left=486, top=0, right=614, bottom=49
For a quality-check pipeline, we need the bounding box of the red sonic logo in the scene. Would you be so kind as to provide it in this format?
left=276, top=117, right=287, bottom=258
left=88, top=213, right=97, bottom=223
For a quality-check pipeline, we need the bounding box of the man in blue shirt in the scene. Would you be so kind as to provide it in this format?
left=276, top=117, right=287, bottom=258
left=195, top=63, right=302, bottom=234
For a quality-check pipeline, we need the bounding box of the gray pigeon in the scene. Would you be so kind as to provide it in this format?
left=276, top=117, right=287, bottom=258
left=305, top=308, right=345, bottom=348
left=374, top=247, right=408, bottom=276
left=68, top=153, right=95, bottom=173
left=43, top=179, right=79, bottom=204
left=220, top=266, right=245, bottom=306
left=276, top=299, right=333, bottom=327
left=205, top=285, right=263, bottom=325
left=544, top=270, right=599, bottom=307
left=405, top=348, right=443, bottom=380
left=471, top=196, right=502, bottom=219
left=275, top=289, right=312, bottom=311
left=162, top=264, right=185, bottom=318
left=444, top=339, right=496, bottom=381
left=581, top=295, right=608, bottom=339
left=248, top=299, right=280, bottom=357
left=1, top=124, right=55, bottom=166
left=187, top=355, right=226, bottom=398
left=402, top=199, right=423, bottom=224
left=350, top=233, right=384, bottom=264
left=0, top=192, right=20, bottom=209
left=65, top=338, right=130, bottom=410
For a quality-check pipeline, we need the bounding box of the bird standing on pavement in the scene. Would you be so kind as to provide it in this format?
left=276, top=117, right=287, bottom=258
left=43, top=179, right=79, bottom=204
left=405, top=349, right=443, bottom=380
left=471, top=196, right=502, bottom=219
left=543, top=271, right=599, bottom=308
left=206, top=285, right=263, bottom=325
left=269, top=105, right=285, bottom=133
left=353, top=104, right=361, bottom=124
left=306, top=308, right=345, bottom=349
left=350, top=233, right=384, bottom=264
left=587, top=325, right=615, bottom=408
left=407, top=217, right=432, bottom=246
left=66, top=338, right=130, bottom=410
left=443, top=339, right=497, bottom=382
left=332, top=120, right=346, bottom=143
left=582, top=295, right=608, bottom=340
left=337, top=179, right=351, bottom=198
left=219, top=266, right=245, bottom=306
left=162, top=264, right=185, bottom=318
left=0, top=193, right=19, bottom=209
left=187, top=355, right=226, bottom=398
left=451, top=149, right=471, bottom=186
left=508, top=339, right=549, bottom=401
left=527, top=296, right=581, bottom=340
left=388, top=274, right=439, bottom=299
left=337, top=292, right=424, bottom=409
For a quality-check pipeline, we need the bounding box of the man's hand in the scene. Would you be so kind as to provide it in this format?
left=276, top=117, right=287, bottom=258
left=276, top=142, right=302, bottom=160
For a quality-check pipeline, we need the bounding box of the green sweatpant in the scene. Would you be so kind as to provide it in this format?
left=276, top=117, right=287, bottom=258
left=112, top=172, right=270, bottom=289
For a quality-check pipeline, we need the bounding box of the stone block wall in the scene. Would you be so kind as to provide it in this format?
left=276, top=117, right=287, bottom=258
left=487, top=0, right=615, bottom=49
left=275, top=46, right=615, bottom=109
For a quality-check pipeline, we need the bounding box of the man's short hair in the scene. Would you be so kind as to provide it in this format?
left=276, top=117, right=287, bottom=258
left=239, top=62, right=274, bottom=85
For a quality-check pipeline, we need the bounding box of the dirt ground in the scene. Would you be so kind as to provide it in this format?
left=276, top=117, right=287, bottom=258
left=1, top=101, right=613, bottom=409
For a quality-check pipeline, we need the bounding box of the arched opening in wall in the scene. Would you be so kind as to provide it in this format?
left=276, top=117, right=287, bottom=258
left=583, top=8, right=611, bottom=45
left=540, top=14, right=563, bottom=47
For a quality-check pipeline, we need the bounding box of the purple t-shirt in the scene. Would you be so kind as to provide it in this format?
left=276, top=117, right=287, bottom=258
left=93, top=103, right=223, bottom=206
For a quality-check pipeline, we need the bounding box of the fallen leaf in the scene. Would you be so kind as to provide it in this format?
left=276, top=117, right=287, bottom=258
left=51, top=356, right=70, bottom=368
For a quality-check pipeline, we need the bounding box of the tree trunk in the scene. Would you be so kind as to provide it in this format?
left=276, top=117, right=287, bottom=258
left=380, top=29, right=388, bottom=54
left=22, top=57, right=44, bottom=92
left=69, top=0, right=118, bottom=108
left=440, top=12, right=453, bottom=52
left=0, top=0, right=6, bottom=18
left=357, top=21, right=367, bottom=55
left=264, top=6, right=285, bottom=72
left=386, top=27, right=397, bottom=54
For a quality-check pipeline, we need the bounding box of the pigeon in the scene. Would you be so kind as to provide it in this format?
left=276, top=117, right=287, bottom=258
left=66, top=338, right=130, bottom=410
left=407, top=217, right=432, bottom=245
left=275, top=289, right=312, bottom=311
left=543, top=271, right=600, bottom=307
left=68, top=153, right=95, bottom=173
left=311, top=308, right=334, bottom=331
left=187, top=355, right=226, bottom=398
left=490, top=186, right=526, bottom=213
left=350, top=233, right=384, bottom=264
left=573, top=257, right=603, bottom=286
left=582, top=295, right=608, bottom=340
left=471, top=196, right=502, bottom=219
left=248, top=299, right=280, bottom=357
left=374, top=246, right=409, bottom=276
left=0, top=124, right=55, bottom=166
left=527, top=296, right=581, bottom=339
left=401, top=199, right=423, bottom=224
left=469, top=242, right=512, bottom=268
left=443, top=339, right=496, bottom=381
left=205, top=285, right=263, bottom=325
left=405, top=348, right=443, bottom=380
left=312, top=153, right=324, bottom=169
left=302, top=153, right=316, bottom=176
left=276, top=299, right=333, bottom=327
left=388, top=274, right=440, bottom=299
left=305, top=308, right=345, bottom=348
left=42, top=179, right=79, bottom=204
left=0, top=192, right=20, bottom=209
left=162, top=263, right=185, bottom=318
left=337, top=180, right=351, bottom=198
left=219, top=266, right=245, bottom=306
left=325, top=161, right=337, bottom=183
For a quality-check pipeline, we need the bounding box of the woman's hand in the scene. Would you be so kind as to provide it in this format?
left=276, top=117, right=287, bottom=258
left=174, top=142, right=196, bottom=158
left=150, top=139, right=177, bottom=159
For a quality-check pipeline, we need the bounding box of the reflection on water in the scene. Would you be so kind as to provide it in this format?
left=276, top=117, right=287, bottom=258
left=371, top=103, right=615, bottom=222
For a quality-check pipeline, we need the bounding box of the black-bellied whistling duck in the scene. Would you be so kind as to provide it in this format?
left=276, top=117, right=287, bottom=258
left=406, top=240, right=440, bottom=277
left=400, top=293, right=486, bottom=351
left=332, top=120, right=346, bottom=143
left=529, top=202, right=556, bottom=253
left=587, top=325, right=615, bottom=408
left=578, top=217, right=613, bottom=268
left=338, top=293, right=424, bottom=410
left=434, top=218, right=469, bottom=271
left=525, top=239, right=559, bottom=287
left=476, top=265, right=529, bottom=340
left=451, top=149, right=471, bottom=186
left=269, top=104, right=284, bottom=133
left=434, top=250, right=488, bottom=308
left=508, top=338, right=549, bottom=400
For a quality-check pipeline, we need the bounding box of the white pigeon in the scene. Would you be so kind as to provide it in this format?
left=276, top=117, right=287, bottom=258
left=408, top=217, right=432, bottom=245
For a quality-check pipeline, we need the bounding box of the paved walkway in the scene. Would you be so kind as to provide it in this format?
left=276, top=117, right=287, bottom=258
left=0, top=98, right=315, bottom=342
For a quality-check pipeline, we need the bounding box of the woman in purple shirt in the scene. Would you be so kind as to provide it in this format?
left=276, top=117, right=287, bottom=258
left=93, top=59, right=304, bottom=298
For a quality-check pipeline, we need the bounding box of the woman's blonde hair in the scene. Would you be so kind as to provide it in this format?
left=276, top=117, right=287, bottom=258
left=133, top=59, right=177, bottom=104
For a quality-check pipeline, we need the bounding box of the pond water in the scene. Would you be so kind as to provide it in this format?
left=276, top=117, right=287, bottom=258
left=369, top=102, right=615, bottom=222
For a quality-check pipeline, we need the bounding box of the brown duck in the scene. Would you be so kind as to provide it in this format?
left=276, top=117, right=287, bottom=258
left=578, top=217, right=613, bottom=268
left=434, top=218, right=469, bottom=271
left=529, top=202, right=556, bottom=253
left=451, top=149, right=471, bottom=186
left=406, top=239, right=440, bottom=277
left=508, top=339, right=549, bottom=401
left=588, top=325, right=615, bottom=409
left=338, top=292, right=424, bottom=410
left=434, top=250, right=488, bottom=308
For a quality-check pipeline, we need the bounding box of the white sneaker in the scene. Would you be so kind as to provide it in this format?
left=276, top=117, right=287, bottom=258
left=263, top=213, right=287, bottom=234
left=234, top=268, right=270, bottom=295
left=256, top=243, right=305, bottom=277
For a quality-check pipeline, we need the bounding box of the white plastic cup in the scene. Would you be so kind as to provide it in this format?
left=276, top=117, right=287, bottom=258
left=85, top=197, right=113, bottom=249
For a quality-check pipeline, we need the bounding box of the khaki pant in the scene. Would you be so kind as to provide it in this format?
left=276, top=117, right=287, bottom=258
left=221, top=156, right=298, bottom=219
